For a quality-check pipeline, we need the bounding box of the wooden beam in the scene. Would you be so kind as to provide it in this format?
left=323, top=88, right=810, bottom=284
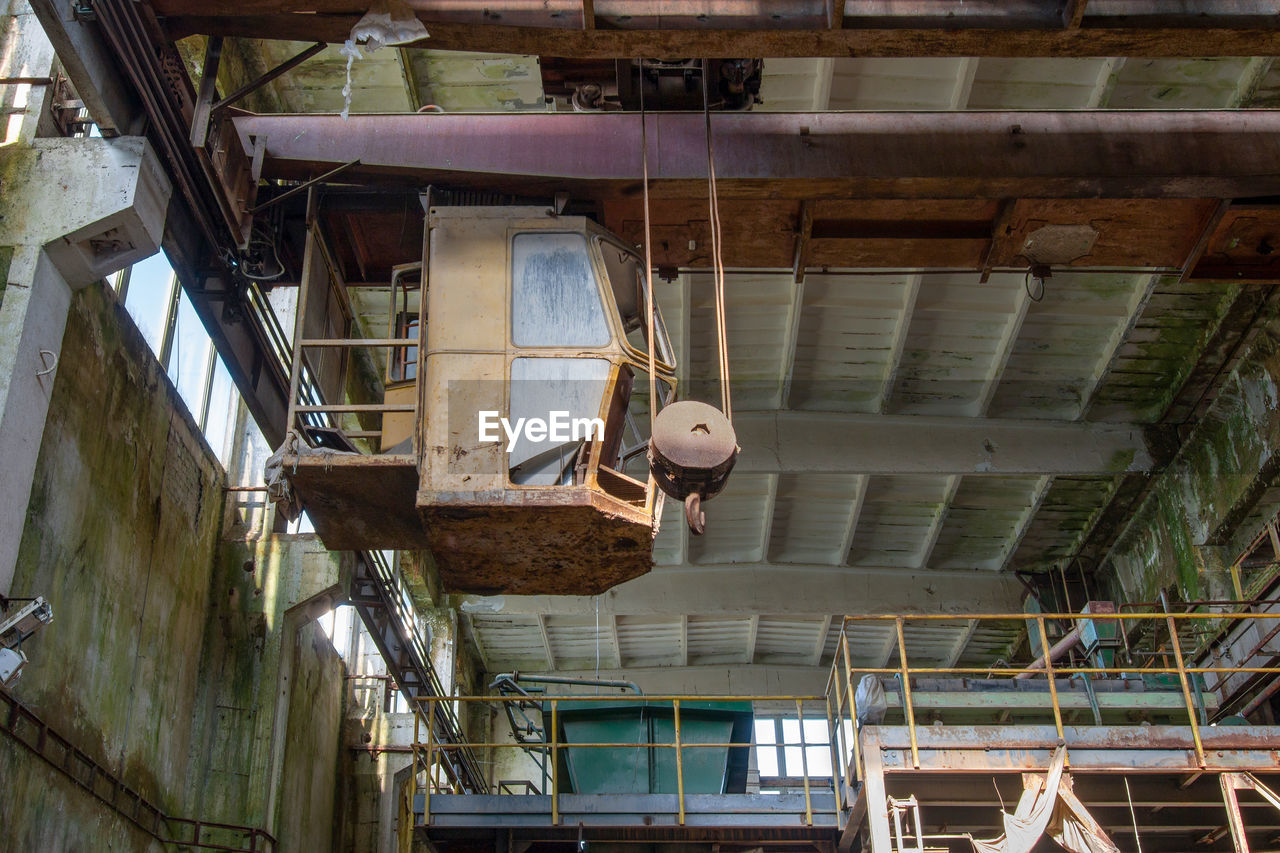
left=1063, top=0, right=1089, bottom=29
left=167, top=16, right=1280, bottom=59
left=582, top=0, right=594, bottom=30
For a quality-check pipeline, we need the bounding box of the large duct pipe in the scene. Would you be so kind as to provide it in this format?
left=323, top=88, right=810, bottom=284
left=1015, top=625, right=1083, bottom=680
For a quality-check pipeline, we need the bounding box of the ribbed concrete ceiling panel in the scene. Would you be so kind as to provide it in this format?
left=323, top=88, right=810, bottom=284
left=847, top=475, right=956, bottom=569
left=755, top=616, right=829, bottom=664
left=888, top=273, right=1028, bottom=416
left=769, top=473, right=867, bottom=566
left=687, top=617, right=753, bottom=665
left=788, top=273, right=918, bottom=413
left=686, top=273, right=793, bottom=411
left=928, top=476, right=1049, bottom=571
left=687, top=473, right=775, bottom=564
left=987, top=273, right=1155, bottom=420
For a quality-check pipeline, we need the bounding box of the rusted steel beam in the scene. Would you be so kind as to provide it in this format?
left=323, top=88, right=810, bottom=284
left=231, top=111, right=1280, bottom=201
left=162, top=13, right=1280, bottom=58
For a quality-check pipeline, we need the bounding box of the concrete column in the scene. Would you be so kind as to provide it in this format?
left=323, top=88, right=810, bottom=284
left=0, top=135, right=171, bottom=595
left=0, top=247, right=71, bottom=594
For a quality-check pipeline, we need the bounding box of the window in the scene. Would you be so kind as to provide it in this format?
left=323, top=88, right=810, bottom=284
left=121, top=252, right=177, bottom=355
left=508, top=357, right=612, bottom=485
left=111, top=251, right=243, bottom=467
left=169, top=290, right=213, bottom=414
left=598, top=239, right=675, bottom=367
left=753, top=716, right=836, bottom=787
left=511, top=232, right=611, bottom=348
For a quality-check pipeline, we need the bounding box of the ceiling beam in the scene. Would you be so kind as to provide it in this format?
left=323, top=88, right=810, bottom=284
left=536, top=614, right=555, bottom=669
left=835, top=475, right=870, bottom=566
left=971, top=278, right=1033, bottom=417
left=943, top=619, right=980, bottom=668
left=917, top=475, right=961, bottom=569
left=731, top=412, right=1153, bottom=476
left=167, top=15, right=1280, bottom=58
left=456, top=565, right=1025, bottom=618
left=877, top=273, right=922, bottom=413
left=811, top=614, right=834, bottom=667
left=232, top=110, right=1280, bottom=201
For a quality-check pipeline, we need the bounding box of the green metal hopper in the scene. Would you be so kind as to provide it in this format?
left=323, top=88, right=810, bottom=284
left=551, top=700, right=753, bottom=795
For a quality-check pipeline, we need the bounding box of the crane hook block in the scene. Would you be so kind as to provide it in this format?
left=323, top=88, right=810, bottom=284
left=648, top=400, right=739, bottom=535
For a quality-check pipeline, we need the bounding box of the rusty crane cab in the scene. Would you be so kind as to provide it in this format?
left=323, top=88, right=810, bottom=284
left=278, top=203, right=676, bottom=595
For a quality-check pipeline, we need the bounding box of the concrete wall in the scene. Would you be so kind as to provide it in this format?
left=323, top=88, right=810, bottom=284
left=2, top=281, right=347, bottom=849
left=1102, top=313, right=1280, bottom=604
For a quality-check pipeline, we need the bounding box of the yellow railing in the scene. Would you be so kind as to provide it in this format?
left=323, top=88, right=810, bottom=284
left=399, top=609, right=1280, bottom=842
left=407, top=693, right=834, bottom=830
left=829, top=611, right=1280, bottom=781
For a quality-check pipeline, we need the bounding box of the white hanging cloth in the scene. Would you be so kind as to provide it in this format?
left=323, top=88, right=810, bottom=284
left=968, top=746, right=1119, bottom=853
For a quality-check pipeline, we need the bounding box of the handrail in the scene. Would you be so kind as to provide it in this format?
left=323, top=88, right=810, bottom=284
left=398, top=608, right=1280, bottom=844
left=1, top=688, right=276, bottom=851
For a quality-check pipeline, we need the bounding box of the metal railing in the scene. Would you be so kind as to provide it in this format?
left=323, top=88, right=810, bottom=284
left=396, top=607, right=1280, bottom=845
left=1, top=688, right=276, bottom=851
left=827, top=610, right=1280, bottom=790
left=284, top=218, right=426, bottom=457
left=407, top=693, right=835, bottom=831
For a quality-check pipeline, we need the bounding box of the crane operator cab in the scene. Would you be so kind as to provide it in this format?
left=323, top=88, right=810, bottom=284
left=271, top=203, right=677, bottom=595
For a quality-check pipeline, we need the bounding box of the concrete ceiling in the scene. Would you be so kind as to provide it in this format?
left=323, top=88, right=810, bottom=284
left=177, top=28, right=1280, bottom=677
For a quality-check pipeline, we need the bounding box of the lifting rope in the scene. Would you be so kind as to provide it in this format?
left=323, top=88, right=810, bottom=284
left=702, top=61, right=732, bottom=423
left=637, top=61, right=734, bottom=432
left=639, top=64, right=658, bottom=434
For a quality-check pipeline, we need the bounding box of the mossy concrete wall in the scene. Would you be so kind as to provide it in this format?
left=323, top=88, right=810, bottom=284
left=1103, top=319, right=1280, bottom=604
left=2, top=281, right=348, bottom=849
left=5, top=282, right=225, bottom=842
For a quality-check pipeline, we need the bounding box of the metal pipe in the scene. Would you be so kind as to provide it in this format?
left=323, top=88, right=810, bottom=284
left=488, top=672, right=643, bottom=694
left=1015, top=624, right=1083, bottom=680
left=1240, top=676, right=1280, bottom=717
